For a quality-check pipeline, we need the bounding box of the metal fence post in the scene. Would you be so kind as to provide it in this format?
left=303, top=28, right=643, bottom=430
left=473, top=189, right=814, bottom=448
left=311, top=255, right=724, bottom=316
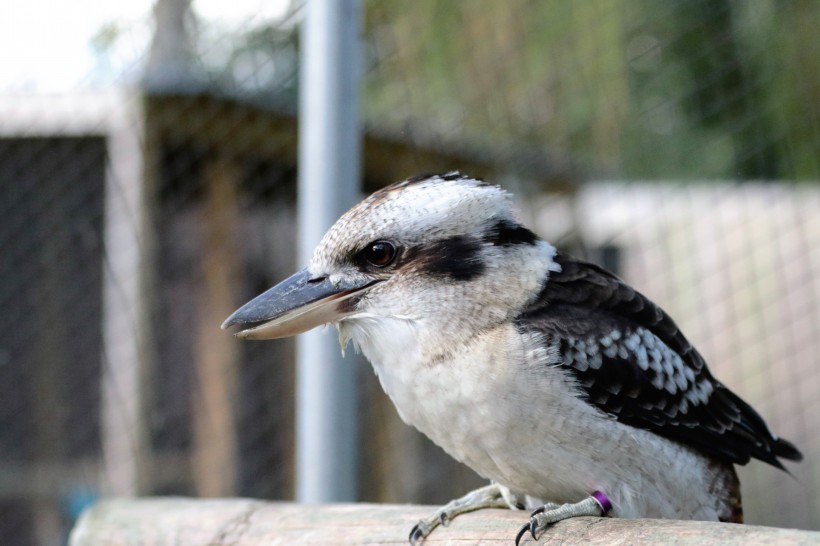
left=296, top=0, right=362, bottom=502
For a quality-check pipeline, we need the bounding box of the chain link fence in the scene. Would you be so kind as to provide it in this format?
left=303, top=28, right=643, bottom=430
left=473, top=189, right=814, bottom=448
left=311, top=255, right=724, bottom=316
left=1, top=1, right=818, bottom=544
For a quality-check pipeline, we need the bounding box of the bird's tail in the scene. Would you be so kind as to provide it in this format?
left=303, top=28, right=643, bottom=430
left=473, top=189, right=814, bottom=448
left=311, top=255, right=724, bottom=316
left=774, top=436, right=803, bottom=462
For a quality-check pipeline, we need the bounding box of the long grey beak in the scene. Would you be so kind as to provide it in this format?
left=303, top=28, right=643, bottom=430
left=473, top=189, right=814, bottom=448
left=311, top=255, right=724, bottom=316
left=222, top=268, right=378, bottom=340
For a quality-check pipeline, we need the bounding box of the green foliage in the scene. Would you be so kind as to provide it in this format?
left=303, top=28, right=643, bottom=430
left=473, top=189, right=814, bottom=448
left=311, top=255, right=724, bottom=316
left=363, top=0, right=819, bottom=181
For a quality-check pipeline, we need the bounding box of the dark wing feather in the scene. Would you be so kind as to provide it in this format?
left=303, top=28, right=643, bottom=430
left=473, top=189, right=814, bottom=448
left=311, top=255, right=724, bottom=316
left=517, top=253, right=802, bottom=468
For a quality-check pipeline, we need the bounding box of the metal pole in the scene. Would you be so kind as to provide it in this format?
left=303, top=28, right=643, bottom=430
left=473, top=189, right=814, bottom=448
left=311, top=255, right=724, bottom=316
left=296, top=0, right=362, bottom=502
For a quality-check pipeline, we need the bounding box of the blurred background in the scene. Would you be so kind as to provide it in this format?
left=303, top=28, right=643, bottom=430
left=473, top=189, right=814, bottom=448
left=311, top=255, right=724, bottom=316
left=1, top=0, right=818, bottom=544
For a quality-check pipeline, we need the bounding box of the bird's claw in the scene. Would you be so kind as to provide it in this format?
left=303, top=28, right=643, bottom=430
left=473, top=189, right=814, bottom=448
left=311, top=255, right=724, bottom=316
left=409, top=506, right=456, bottom=544
left=409, top=522, right=427, bottom=546
left=529, top=517, right=539, bottom=539
left=513, top=493, right=611, bottom=544
left=514, top=521, right=530, bottom=546
left=408, top=504, right=470, bottom=544
left=407, top=483, right=511, bottom=544
left=513, top=505, right=552, bottom=545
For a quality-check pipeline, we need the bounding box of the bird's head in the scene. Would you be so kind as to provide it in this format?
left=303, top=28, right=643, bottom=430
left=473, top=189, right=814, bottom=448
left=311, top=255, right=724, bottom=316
left=223, top=172, right=559, bottom=358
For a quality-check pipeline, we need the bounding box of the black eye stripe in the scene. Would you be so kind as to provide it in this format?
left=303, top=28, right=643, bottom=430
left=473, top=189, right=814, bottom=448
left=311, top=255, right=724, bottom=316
left=483, top=218, right=539, bottom=246
left=355, top=231, right=511, bottom=281
left=405, top=236, right=486, bottom=281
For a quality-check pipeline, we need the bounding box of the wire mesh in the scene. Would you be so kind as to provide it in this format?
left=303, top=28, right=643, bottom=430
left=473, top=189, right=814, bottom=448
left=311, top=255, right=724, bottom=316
left=0, top=1, right=818, bottom=544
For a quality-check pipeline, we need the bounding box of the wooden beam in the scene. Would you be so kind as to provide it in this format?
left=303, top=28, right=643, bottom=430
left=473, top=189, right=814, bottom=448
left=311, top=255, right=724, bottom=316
left=70, top=499, right=819, bottom=545
left=191, top=154, right=242, bottom=497
left=145, top=94, right=583, bottom=194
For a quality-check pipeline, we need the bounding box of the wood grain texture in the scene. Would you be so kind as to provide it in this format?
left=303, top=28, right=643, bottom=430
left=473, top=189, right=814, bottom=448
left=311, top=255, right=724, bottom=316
left=69, top=499, right=820, bottom=546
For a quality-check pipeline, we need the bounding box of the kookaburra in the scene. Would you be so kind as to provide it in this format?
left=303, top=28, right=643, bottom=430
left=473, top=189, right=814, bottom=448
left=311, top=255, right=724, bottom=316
left=223, top=172, right=802, bottom=544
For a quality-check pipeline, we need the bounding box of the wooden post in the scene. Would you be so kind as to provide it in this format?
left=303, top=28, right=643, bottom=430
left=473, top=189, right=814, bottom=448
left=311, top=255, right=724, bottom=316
left=191, top=154, right=241, bottom=497
left=70, top=499, right=820, bottom=545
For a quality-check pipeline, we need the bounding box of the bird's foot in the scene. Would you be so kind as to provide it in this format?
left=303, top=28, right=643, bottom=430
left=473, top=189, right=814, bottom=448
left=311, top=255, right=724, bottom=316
left=409, top=483, right=512, bottom=544
left=514, top=491, right=612, bottom=545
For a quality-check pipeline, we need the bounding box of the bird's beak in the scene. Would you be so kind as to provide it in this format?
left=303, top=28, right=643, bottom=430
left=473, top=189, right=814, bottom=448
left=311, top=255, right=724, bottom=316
left=221, top=268, right=379, bottom=340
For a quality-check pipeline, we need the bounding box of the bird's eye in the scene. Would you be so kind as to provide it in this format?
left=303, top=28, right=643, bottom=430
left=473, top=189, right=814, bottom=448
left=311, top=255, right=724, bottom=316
left=363, top=240, right=397, bottom=268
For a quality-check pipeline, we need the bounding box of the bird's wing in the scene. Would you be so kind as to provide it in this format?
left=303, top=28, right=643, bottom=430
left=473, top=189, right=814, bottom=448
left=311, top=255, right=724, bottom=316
left=516, top=253, right=801, bottom=468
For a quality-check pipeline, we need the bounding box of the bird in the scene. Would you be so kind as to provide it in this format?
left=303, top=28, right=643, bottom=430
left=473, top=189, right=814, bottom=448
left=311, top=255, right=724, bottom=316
left=222, top=172, right=802, bottom=544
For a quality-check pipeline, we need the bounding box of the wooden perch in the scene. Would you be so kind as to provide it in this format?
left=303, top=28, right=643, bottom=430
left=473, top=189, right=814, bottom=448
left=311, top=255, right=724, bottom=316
left=69, top=498, right=819, bottom=545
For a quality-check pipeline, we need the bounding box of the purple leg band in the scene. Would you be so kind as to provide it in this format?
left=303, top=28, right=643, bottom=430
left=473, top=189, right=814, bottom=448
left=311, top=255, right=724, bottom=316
left=591, top=490, right=612, bottom=515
